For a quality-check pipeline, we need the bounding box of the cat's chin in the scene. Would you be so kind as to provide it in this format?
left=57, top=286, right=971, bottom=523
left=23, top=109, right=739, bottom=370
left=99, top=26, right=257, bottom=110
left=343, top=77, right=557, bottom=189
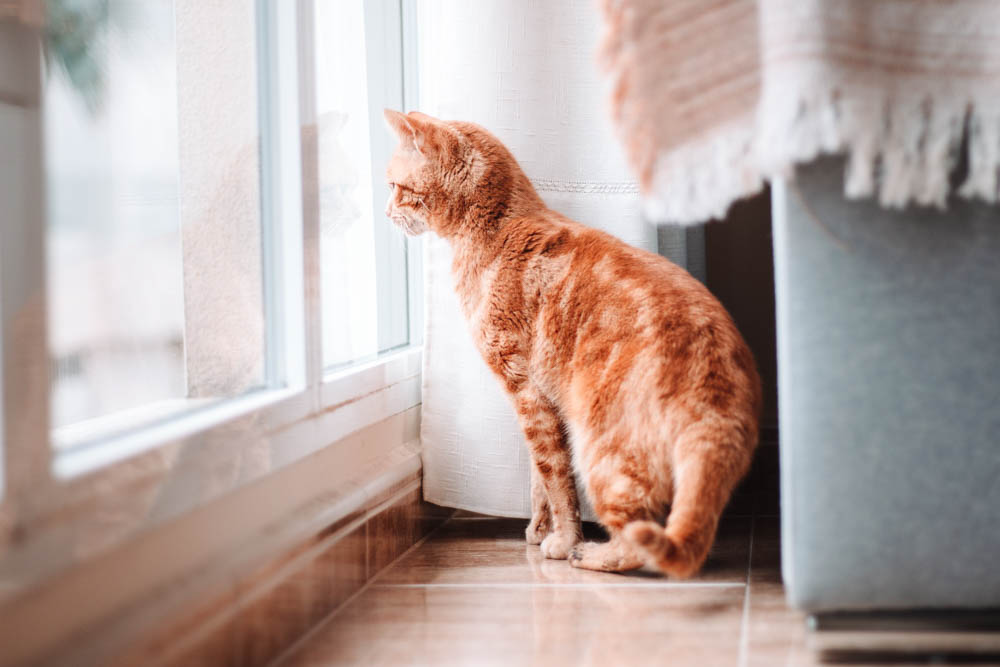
left=392, top=215, right=427, bottom=236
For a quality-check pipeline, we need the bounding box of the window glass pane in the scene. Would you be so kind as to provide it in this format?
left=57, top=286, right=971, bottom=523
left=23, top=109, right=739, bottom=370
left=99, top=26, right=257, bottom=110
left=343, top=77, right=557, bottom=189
left=44, top=0, right=267, bottom=444
left=316, top=0, right=410, bottom=370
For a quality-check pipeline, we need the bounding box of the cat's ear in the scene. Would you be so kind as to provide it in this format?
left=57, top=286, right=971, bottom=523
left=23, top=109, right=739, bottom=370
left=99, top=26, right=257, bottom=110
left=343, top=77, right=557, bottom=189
left=384, top=108, right=430, bottom=156
left=384, top=108, right=412, bottom=136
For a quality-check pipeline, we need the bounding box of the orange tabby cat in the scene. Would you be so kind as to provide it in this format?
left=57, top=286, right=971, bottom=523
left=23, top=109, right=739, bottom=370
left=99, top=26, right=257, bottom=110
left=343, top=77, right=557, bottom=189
left=384, top=109, right=761, bottom=577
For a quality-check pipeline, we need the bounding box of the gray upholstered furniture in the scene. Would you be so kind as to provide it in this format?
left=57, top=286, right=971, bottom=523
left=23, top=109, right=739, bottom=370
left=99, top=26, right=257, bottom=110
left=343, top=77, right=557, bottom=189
left=772, top=157, right=1000, bottom=618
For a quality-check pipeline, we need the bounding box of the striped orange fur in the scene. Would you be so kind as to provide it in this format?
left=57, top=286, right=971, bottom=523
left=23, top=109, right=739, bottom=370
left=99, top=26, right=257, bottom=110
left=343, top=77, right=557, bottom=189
left=384, top=110, right=761, bottom=576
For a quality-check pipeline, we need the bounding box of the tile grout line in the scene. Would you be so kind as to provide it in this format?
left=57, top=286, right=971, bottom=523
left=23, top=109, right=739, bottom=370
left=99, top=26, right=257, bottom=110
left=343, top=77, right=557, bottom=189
left=374, top=581, right=747, bottom=589
left=737, top=515, right=757, bottom=667
left=267, top=509, right=458, bottom=666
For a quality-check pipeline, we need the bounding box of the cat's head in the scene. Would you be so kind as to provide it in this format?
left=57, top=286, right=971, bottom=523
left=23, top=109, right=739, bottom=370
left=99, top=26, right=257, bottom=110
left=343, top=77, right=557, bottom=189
left=383, top=109, right=540, bottom=238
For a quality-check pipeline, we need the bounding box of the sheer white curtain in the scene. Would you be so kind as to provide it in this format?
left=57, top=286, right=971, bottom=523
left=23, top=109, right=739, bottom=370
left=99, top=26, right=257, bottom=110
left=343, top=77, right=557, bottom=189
left=416, top=1, right=665, bottom=518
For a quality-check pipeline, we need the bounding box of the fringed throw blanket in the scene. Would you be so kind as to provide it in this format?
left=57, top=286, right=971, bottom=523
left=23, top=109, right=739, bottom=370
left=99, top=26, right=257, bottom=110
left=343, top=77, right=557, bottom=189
left=600, top=0, right=1000, bottom=224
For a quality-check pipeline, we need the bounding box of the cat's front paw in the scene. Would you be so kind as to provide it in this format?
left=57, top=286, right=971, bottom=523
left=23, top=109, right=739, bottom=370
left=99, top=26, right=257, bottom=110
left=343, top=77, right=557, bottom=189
left=525, top=515, right=551, bottom=545
left=540, top=530, right=580, bottom=560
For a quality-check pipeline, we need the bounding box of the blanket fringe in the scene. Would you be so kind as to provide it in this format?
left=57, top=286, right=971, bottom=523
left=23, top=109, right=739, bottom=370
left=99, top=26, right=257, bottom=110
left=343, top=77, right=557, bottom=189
left=599, top=0, right=1000, bottom=225
left=758, top=84, right=1000, bottom=211
left=635, top=87, right=999, bottom=226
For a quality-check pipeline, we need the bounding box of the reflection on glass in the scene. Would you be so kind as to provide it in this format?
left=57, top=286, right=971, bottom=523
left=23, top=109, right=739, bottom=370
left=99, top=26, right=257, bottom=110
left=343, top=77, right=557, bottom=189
left=44, top=0, right=265, bottom=442
left=316, top=0, right=410, bottom=370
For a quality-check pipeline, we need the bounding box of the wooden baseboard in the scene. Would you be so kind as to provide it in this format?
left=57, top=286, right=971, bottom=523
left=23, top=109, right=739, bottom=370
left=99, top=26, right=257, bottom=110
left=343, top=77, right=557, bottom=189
left=12, top=443, right=451, bottom=667
left=118, top=479, right=451, bottom=667
left=111, top=478, right=452, bottom=667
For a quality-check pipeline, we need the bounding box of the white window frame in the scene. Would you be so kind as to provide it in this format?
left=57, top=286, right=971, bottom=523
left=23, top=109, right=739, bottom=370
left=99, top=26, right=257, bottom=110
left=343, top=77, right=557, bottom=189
left=402, top=0, right=424, bottom=347
left=0, top=0, right=422, bottom=602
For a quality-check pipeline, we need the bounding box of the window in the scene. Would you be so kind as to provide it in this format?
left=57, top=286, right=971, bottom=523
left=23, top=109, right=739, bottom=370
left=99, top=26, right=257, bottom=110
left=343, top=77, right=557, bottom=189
left=44, top=0, right=270, bottom=447
left=316, top=0, right=418, bottom=370
left=40, top=0, right=424, bottom=447
left=0, top=0, right=420, bottom=577
left=1, top=4, right=425, bottom=657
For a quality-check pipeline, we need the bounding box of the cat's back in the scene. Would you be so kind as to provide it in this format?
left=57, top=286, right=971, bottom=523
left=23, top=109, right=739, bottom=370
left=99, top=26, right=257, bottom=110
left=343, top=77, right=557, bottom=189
left=453, top=208, right=760, bottom=421
left=486, top=210, right=729, bottom=341
left=529, top=212, right=722, bottom=334
left=526, top=213, right=762, bottom=428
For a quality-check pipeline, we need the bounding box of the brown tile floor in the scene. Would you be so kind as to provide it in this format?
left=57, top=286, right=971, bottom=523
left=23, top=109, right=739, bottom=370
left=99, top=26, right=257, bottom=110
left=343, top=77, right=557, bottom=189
left=278, top=513, right=1000, bottom=666
left=275, top=441, right=1000, bottom=666
left=277, top=513, right=818, bottom=666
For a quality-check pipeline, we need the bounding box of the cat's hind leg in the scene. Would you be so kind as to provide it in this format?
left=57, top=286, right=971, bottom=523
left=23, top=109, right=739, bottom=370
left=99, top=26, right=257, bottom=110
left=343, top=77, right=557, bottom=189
left=623, top=426, right=751, bottom=578
left=513, top=385, right=582, bottom=559
left=525, top=458, right=552, bottom=545
left=569, top=444, right=656, bottom=572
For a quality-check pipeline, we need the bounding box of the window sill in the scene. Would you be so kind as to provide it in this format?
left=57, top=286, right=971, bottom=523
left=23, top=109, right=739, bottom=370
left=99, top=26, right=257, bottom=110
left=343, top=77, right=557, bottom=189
left=48, top=345, right=423, bottom=480
left=321, top=345, right=423, bottom=408
left=53, top=399, right=219, bottom=452
left=51, top=387, right=305, bottom=479
left=1, top=346, right=423, bottom=606
left=0, top=422, right=427, bottom=666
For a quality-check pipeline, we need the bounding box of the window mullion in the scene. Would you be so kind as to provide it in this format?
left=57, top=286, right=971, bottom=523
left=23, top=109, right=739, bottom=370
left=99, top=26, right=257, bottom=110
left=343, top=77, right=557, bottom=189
left=401, top=0, right=423, bottom=347
left=0, top=20, right=55, bottom=507
left=257, top=0, right=308, bottom=394
left=363, top=0, right=408, bottom=354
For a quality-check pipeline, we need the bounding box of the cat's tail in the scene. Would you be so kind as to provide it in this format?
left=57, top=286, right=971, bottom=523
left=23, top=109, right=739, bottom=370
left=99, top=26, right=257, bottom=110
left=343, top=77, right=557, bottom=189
left=622, top=424, right=754, bottom=578
left=621, top=514, right=717, bottom=579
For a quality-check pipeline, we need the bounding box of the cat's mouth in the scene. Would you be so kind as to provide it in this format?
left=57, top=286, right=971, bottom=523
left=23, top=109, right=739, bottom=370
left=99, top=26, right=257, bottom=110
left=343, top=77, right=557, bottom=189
left=390, top=213, right=426, bottom=236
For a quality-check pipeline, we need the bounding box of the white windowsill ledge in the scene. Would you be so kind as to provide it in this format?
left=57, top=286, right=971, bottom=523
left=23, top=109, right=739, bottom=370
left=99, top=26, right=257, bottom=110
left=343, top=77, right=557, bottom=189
left=51, top=387, right=305, bottom=479
left=50, top=346, right=423, bottom=479
left=1, top=347, right=423, bottom=620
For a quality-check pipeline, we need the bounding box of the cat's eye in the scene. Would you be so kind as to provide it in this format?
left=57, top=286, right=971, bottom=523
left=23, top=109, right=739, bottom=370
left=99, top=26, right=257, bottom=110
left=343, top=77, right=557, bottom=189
left=388, top=182, right=397, bottom=191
